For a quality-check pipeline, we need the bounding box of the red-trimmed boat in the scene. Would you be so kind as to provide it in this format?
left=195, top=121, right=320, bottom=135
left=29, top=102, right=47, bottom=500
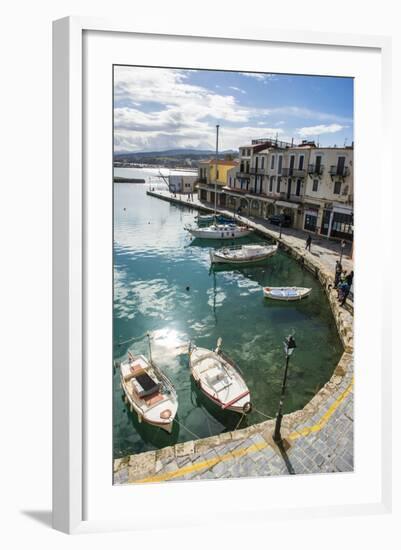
left=188, top=338, right=252, bottom=415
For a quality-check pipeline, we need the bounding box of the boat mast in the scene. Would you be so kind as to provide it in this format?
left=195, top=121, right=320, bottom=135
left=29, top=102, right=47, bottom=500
left=147, top=332, right=153, bottom=364
left=214, top=124, right=219, bottom=220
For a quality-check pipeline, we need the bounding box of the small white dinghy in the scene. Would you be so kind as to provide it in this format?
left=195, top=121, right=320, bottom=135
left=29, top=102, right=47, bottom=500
left=189, top=338, right=252, bottom=414
left=210, top=243, right=278, bottom=264
left=118, top=351, right=178, bottom=433
left=185, top=223, right=252, bottom=240
left=263, top=286, right=312, bottom=301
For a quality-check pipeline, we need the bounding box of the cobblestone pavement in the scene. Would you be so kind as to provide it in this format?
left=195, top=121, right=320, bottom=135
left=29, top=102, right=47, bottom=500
left=113, top=189, right=354, bottom=484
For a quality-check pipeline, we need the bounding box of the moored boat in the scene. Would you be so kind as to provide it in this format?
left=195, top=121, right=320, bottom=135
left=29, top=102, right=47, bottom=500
left=188, top=338, right=252, bottom=414
left=210, top=243, right=278, bottom=264
left=186, top=223, right=252, bottom=239
left=197, top=214, right=233, bottom=225
left=263, top=286, right=312, bottom=301
left=117, top=350, right=178, bottom=433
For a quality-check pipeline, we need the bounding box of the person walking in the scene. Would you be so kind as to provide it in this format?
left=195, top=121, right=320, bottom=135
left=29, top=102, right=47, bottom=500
left=305, top=235, right=312, bottom=251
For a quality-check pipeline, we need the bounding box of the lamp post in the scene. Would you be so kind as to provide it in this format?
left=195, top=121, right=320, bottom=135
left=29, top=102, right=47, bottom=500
left=273, top=335, right=297, bottom=444
left=279, top=221, right=283, bottom=239
left=339, top=239, right=346, bottom=264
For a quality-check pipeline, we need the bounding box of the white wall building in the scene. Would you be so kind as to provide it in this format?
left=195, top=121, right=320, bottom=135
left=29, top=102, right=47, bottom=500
left=222, top=138, right=354, bottom=240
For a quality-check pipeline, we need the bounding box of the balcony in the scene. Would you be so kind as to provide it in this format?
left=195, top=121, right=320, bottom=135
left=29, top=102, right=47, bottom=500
left=237, top=171, right=251, bottom=178
left=196, top=177, right=207, bottom=184
left=278, top=192, right=303, bottom=203
left=329, top=165, right=350, bottom=177
left=308, top=164, right=324, bottom=176
left=282, top=167, right=306, bottom=178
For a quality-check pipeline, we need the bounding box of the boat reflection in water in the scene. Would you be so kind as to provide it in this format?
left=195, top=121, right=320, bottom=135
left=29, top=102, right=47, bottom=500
left=189, top=378, right=251, bottom=432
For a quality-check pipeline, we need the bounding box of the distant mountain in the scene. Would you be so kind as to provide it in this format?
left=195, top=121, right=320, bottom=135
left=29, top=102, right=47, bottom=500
left=114, top=148, right=237, bottom=159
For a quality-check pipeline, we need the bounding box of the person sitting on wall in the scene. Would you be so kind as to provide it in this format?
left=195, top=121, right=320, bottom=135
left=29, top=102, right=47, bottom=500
left=338, top=280, right=350, bottom=306
left=346, top=270, right=354, bottom=287
left=334, top=261, right=343, bottom=287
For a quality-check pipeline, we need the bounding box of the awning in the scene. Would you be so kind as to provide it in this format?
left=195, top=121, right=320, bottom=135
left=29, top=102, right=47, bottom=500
left=333, top=203, right=353, bottom=214
left=275, top=200, right=300, bottom=209
left=245, top=194, right=275, bottom=203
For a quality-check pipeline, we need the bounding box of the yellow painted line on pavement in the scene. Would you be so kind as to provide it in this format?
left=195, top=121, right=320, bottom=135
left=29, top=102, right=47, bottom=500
left=136, top=379, right=353, bottom=483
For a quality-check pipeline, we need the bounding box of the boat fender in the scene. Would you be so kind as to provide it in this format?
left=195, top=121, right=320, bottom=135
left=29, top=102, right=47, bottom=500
left=243, top=402, right=252, bottom=414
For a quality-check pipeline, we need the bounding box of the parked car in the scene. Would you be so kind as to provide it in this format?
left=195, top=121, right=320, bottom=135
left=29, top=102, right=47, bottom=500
left=268, top=214, right=292, bottom=227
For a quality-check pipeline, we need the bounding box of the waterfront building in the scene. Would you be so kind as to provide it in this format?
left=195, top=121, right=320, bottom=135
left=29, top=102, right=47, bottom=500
left=196, top=159, right=238, bottom=206
left=215, top=138, right=353, bottom=240
left=168, top=172, right=198, bottom=194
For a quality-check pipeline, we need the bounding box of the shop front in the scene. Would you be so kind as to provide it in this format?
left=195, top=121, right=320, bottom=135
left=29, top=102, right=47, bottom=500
left=304, top=207, right=319, bottom=232
left=320, top=204, right=353, bottom=240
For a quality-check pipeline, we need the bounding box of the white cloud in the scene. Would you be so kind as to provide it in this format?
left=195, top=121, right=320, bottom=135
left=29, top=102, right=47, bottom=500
left=113, top=66, right=351, bottom=152
left=229, top=86, right=246, bottom=94
left=270, top=106, right=352, bottom=124
left=113, top=66, right=275, bottom=151
left=240, top=72, right=268, bottom=81
left=296, top=123, right=347, bottom=137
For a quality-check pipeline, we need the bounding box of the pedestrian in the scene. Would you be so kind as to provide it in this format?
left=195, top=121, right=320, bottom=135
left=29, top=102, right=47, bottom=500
left=338, top=281, right=350, bottom=306
left=346, top=270, right=354, bottom=287
left=334, top=260, right=343, bottom=287
left=305, top=234, right=312, bottom=251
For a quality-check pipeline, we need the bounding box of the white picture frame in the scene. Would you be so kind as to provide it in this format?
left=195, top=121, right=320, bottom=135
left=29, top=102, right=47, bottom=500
left=52, top=16, right=392, bottom=534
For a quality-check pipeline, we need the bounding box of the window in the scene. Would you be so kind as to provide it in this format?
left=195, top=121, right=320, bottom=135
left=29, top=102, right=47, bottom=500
left=229, top=176, right=232, bottom=186
left=299, top=155, right=304, bottom=170
left=269, top=176, right=274, bottom=192
left=271, top=155, right=275, bottom=169
left=261, top=156, right=265, bottom=169
left=312, top=179, right=319, bottom=192
left=277, top=176, right=281, bottom=193
left=334, top=181, right=342, bottom=194
left=278, top=155, right=283, bottom=174
left=247, top=149, right=251, bottom=156
left=296, top=179, right=301, bottom=196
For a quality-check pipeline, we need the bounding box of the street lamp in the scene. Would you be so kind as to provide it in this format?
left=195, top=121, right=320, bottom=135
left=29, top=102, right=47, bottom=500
left=273, top=335, right=297, bottom=444
left=339, top=239, right=346, bottom=264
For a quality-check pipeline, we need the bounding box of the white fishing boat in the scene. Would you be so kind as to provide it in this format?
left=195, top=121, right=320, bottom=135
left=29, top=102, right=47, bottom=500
left=263, top=286, right=312, bottom=301
left=188, top=338, right=252, bottom=414
left=210, top=243, right=278, bottom=264
left=186, top=223, right=252, bottom=240
left=186, top=124, right=252, bottom=240
left=117, top=349, right=178, bottom=433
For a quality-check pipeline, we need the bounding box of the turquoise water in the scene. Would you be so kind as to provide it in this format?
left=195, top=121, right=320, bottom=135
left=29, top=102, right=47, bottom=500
left=113, top=175, right=342, bottom=458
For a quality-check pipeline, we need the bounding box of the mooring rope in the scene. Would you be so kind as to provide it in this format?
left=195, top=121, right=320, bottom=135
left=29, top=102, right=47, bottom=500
left=234, top=413, right=246, bottom=431
left=252, top=407, right=274, bottom=421
left=173, top=418, right=203, bottom=440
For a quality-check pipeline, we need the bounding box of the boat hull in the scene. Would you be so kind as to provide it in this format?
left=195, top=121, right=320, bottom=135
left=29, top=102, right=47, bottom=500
left=263, top=286, right=312, bottom=301
left=119, top=353, right=178, bottom=433
left=210, top=244, right=277, bottom=264
left=186, top=225, right=252, bottom=240
left=189, top=346, right=251, bottom=414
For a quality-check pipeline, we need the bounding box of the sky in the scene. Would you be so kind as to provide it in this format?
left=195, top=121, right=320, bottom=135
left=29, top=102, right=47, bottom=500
left=114, top=66, right=353, bottom=153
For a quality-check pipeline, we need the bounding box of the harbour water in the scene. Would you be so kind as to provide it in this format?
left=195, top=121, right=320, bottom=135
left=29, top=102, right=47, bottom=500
left=113, top=168, right=343, bottom=458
